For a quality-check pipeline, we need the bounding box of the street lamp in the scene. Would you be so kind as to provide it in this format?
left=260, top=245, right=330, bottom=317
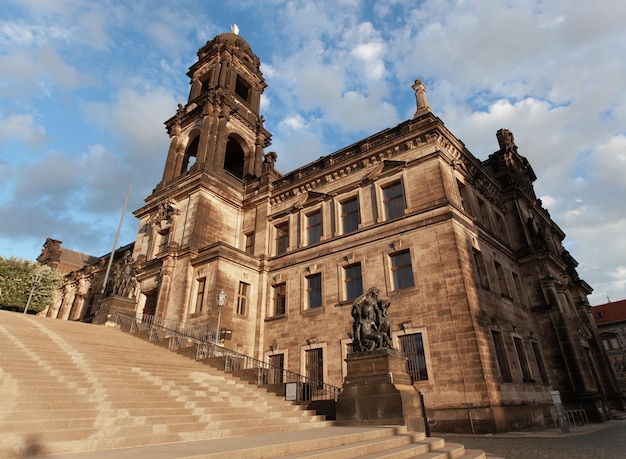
left=23, top=271, right=43, bottom=314
left=214, top=288, right=227, bottom=344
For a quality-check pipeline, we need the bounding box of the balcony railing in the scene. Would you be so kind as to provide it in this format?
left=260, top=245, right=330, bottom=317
left=115, top=312, right=341, bottom=402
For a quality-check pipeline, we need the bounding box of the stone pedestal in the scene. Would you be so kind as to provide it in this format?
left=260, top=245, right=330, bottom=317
left=93, top=295, right=136, bottom=325
left=336, top=349, right=427, bottom=433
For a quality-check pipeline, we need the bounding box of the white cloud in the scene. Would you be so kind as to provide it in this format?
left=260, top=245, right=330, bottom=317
left=280, top=114, right=307, bottom=131
left=588, top=135, right=626, bottom=187
left=0, top=46, right=91, bottom=99
left=0, top=113, right=47, bottom=147
left=0, top=21, right=71, bottom=46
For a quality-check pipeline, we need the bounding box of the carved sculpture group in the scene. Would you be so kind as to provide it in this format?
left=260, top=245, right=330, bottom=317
left=112, top=251, right=138, bottom=299
left=350, top=286, right=396, bottom=353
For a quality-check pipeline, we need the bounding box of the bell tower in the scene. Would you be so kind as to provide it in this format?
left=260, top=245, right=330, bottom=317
left=158, top=29, right=271, bottom=188
left=132, top=30, right=273, bottom=324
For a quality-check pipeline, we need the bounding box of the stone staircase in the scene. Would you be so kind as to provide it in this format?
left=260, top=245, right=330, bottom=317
left=0, top=310, right=491, bottom=458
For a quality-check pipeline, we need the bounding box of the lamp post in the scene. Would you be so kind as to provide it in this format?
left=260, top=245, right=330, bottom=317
left=214, top=288, right=227, bottom=344
left=23, top=271, right=43, bottom=314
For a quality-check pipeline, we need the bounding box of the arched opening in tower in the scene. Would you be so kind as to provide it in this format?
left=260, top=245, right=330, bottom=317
left=224, top=137, right=245, bottom=179
left=181, top=136, right=199, bottom=174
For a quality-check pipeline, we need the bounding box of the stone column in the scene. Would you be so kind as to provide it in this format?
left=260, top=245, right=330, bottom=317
left=162, top=134, right=181, bottom=182
left=58, top=286, right=76, bottom=320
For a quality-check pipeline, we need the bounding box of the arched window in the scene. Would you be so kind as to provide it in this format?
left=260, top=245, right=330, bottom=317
left=224, top=137, right=245, bottom=179
left=181, top=136, right=199, bottom=174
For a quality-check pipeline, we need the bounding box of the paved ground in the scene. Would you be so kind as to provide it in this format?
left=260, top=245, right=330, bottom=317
left=440, top=420, right=626, bottom=459
left=21, top=421, right=626, bottom=458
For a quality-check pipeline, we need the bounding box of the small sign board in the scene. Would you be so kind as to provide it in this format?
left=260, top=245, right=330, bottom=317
left=550, top=390, right=570, bottom=433
left=285, top=382, right=298, bottom=401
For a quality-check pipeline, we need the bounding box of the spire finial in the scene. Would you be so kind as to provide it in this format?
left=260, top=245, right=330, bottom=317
left=231, top=24, right=239, bottom=35
left=412, top=79, right=431, bottom=117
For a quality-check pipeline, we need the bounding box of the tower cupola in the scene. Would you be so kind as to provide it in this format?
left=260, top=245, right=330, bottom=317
left=158, top=30, right=271, bottom=188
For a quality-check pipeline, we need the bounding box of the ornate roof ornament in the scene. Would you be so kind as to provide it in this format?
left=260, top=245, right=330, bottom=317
left=412, top=79, right=431, bottom=117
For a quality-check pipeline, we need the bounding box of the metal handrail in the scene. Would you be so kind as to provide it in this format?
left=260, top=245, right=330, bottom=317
left=564, top=409, right=588, bottom=426
left=115, top=312, right=341, bottom=401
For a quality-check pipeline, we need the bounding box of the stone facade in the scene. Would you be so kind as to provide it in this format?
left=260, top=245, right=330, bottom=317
left=42, top=32, right=623, bottom=433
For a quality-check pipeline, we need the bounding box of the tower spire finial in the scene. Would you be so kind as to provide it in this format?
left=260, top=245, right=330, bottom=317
left=231, top=24, right=239, bottom=35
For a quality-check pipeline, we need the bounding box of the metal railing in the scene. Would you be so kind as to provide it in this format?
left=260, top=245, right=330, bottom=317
left=115, top=312, right=341, bottom=401
left=564, top=409, right=588, bottom=426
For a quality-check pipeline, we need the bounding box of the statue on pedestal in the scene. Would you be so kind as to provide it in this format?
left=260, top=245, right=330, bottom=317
left=339, top=286, right=426, bottom=433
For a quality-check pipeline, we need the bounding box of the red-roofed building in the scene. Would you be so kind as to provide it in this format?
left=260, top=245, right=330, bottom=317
left=593, top=299, right=626, bottom=396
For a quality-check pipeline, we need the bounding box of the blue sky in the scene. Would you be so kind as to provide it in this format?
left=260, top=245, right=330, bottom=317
left=0, top=0, right=624, bottom=305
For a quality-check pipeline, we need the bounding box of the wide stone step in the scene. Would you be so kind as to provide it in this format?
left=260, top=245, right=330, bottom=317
left=177, top=426, right=412, bottom=459
left=0, top=400, right=97, bottom=411
left=6, top=419, right=334, bottom=456
left=1, top=414, right=332, bottom=456
left=277, top=433, right=423, bottom=458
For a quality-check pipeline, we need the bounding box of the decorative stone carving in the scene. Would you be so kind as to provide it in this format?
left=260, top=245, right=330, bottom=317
left=150, top=197, right=181, bottom=235
left=412, top=79, right=431, bottom=117
left=112, top=251, right=138, bottom=299
left=350, top=286, right=396, bottom=353
left=37, top=238, right=63, bottom=268
left=496, top=128, right=516, bottom=151
left=263, top=151, right=277, bottom=171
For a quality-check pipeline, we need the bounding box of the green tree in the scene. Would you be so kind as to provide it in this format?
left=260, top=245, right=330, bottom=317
left=0, top=256, right=64, bottom=314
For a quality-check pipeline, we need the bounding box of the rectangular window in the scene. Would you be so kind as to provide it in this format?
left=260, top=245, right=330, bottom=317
left=245, top=232, right=255, bottom=255
left=341, top=197, right=360, bottom=234
left=307, top=211, right=322, bottom=245
left=494, top=261, right=510, bottom=297
left=512, top=272, right=525, bottom=305
left=477, top=197, right=490, bottom=228
left=398, top=333, right=429, bottom=382
left=531, top=341, right=549, bottom=384
left=272, top=283, right=286, bottom=316
left=473, top=249, right=490, bottom=289
left=390, top=250, right=415, bottom=290
left=382, top=181, right=405, bottom=220
left=457, top=180, right=470, bottom=212
left=159, top=231, right=169, bottom=253
left=495, top=213, right=508, bottom=242
left=236, top=281, right=249, bottom=316
left=492, top=330, right=512, bottom=382
left=514, top=337, right=533, bottom=382
left=275, top=222, right=289, bottom=255
left=344, top=263, right=363, bottom=301
left=234, top=75, right=251, bottom=102
left=306, top=273, right=323, bottom=309
left=194, top=277, right=206, bottom=313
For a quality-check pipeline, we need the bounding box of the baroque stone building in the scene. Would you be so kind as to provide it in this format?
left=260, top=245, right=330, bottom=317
left=42, top=31, right=622, bottom=433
